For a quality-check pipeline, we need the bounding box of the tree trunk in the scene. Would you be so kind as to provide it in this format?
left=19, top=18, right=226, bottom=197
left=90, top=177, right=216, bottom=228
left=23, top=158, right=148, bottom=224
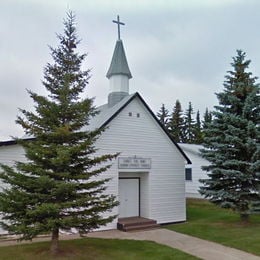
left=50, top=228, right=59, bottom=254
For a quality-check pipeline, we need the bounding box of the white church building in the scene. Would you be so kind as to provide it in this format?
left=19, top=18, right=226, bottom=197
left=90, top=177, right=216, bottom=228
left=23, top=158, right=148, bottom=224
left=0, top=17, right=191, bottom=232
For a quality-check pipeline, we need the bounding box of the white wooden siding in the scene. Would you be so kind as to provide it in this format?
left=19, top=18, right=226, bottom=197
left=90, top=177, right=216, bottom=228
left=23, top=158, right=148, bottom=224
left=0, top=144, right=27, bottom=234
left=0, top=144, right=27, bottom=191
left=0, top=145, right=26, bottom=166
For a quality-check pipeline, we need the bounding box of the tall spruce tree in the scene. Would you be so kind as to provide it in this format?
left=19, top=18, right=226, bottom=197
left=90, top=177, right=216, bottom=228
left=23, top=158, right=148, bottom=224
left=183, top=102, right=196, bottom=143
left=157, top=103, right=169, bottom=129
left=194, top=110, right=203, bottom=144
left=0, top=12, right=119, bottom=253
left=243, top=88, right=260, bottom=214
left=200, top=50, right=260, bottom=221
left=202, top=107, right=212, bottom=129
left=168, top=100, right=184, bottom=142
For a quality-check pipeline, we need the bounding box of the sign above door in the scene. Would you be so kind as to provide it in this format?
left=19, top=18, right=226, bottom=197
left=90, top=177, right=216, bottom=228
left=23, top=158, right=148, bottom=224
left=118, top=157, right=151, bottom=169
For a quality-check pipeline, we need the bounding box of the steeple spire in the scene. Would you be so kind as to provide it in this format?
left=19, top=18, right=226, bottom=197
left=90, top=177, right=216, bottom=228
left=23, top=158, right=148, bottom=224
left=106, top=40, right=132, bottom=79
left=106, top=16, right=132, bottom=107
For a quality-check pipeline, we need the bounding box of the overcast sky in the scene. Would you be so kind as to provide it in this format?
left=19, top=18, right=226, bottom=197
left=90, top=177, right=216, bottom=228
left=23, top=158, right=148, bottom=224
left=1, top=0, right=260, bottom=140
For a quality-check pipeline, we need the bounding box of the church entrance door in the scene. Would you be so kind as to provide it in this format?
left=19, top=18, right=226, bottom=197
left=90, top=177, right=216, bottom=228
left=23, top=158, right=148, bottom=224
left=119, top=178, right=139, bottom=218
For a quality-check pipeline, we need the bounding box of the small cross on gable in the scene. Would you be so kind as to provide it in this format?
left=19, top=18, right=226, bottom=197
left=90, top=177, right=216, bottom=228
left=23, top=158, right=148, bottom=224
left=113, top=15, right=125, bottom=40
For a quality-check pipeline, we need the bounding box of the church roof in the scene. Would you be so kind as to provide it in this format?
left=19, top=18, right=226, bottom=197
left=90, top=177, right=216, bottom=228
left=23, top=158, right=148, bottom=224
left=106, top=40, right=132, bottom=79
left=178, top=143, right=204, bottom=157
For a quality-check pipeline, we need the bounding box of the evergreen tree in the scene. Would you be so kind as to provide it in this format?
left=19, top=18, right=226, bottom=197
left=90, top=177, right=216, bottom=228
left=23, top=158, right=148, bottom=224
left=202, top=107, right=212, bottom=129
left=168, top=100, right=184, bottom=142
left=243, top=88, right=260, bottom=214
left=0, top=12, right=118, bottom=254
left=183, top=102, right=196, bottom=143
left=194, top=110, right=203, bottom=144
left=157, top=103, right=169, bottom=129
left=200, top=50, right=260, bottom=221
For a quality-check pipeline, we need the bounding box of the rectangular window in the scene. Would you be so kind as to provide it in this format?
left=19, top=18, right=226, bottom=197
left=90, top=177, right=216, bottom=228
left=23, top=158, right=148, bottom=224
left=185, top=168, right=192, bottom=181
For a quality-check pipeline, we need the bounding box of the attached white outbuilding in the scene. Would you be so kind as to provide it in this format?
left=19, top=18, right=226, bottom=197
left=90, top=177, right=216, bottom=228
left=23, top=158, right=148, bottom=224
left=178, top=143, right=209, bottom=198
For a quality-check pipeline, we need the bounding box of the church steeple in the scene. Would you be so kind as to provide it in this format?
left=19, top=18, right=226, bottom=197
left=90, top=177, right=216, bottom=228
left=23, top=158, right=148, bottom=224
left=106, top=15, right=132, bottom=107
left=106, top=40, right=132, bottom=79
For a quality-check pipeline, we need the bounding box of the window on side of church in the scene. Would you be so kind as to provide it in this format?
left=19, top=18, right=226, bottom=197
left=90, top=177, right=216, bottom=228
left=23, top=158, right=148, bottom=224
left=185, top=168, right=192, bottom=181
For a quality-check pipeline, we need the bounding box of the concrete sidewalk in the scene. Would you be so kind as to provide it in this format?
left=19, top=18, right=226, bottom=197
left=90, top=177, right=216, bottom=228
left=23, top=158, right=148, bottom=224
left=87, top=229, right=260, bottom=260
left=0, top=229, right=259, bottom=260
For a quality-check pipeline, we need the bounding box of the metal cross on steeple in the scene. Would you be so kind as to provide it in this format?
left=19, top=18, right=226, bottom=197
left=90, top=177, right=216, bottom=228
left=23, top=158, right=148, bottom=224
left=113, top=15, right=125, bottom=40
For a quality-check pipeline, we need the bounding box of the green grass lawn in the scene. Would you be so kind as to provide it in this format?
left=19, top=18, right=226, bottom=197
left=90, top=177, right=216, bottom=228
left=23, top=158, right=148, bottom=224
left=166, top=198, right=260, bottom=256
left=0, top=237, right=200, bottom=260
